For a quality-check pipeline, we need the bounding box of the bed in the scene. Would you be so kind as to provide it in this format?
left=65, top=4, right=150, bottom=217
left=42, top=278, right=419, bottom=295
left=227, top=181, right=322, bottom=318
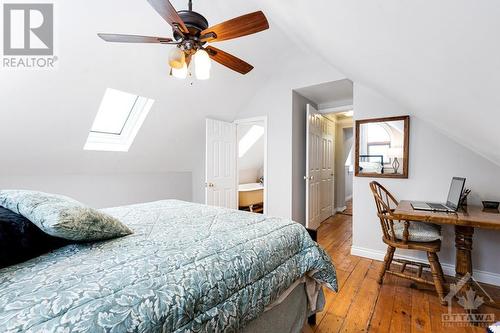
left=0, top=200, right=337, bottom=332
left=359, top=154, right=385, bottom=174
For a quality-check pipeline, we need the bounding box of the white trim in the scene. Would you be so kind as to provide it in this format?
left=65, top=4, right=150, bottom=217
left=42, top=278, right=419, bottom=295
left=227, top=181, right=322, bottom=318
left=234, top=116, right=268, bottom=215
left=337, top=118, right=354, bottom=127
left=351, top=246, right=500, bottom=286
left=335, top=206, right=347, bottom=213
left=319, top=104, right=353, bottom=114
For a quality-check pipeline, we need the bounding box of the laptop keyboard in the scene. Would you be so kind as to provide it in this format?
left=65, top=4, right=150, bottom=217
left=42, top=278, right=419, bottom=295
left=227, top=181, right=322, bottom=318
left=428, top=203, right=447, bottom=210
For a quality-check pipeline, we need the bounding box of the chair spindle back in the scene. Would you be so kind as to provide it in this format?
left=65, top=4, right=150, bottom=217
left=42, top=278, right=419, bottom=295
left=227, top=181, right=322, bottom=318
left=369, top=181, right=400, bottom=242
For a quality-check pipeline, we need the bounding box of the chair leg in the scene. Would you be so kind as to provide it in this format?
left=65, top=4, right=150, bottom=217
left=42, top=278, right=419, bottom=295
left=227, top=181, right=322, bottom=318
left=378, top=246, right=395, bottom=284
left=436, top=258, right=446, bottom=284
left=427, top=252, right=446, bottom=305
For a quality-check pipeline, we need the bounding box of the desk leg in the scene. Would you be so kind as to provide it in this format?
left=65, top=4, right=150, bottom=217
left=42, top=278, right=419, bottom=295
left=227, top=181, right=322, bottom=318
left=454, top=226, right=499, bottom=311
left=454, top=226, right=474, bottom=277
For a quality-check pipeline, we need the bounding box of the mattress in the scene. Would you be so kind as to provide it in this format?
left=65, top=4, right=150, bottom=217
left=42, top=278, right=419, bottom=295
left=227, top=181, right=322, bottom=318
left=0, top=200, right=337, bottom=332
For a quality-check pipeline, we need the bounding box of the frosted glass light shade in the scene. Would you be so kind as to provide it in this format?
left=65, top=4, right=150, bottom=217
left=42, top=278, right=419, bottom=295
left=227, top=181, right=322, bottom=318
left=194, top=49, right=211, bottom=80
left=172, top=63, right=188, bottom=79
left=169, top=48, right=185, bottom=69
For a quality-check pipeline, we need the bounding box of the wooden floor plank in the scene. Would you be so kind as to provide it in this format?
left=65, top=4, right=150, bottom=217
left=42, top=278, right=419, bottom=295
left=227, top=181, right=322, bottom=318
left=315, top=313, right=345, bottom=333
left=316, top=270, right=350, bottom=324
left=389, top=279, right=413, bottom=333
left=410, top=285, right=431, bottom=333
left=329, top=259, right=372, bottom=318
left=338, top=269, right=381, bottom=332
left=367, top=274, right=397, bottom=333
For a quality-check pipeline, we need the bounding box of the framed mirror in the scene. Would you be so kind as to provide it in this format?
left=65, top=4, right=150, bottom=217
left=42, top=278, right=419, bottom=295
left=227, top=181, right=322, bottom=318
left=355, top=115, right=409, bottom=178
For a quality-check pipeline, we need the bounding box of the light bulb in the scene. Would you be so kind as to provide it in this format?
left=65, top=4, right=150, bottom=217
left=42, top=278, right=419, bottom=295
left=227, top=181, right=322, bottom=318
left=169, top=48, right=185, bottom=69
left=172, top=63, right=187, bottom=79
left=194, top=49, right=211, bottom=80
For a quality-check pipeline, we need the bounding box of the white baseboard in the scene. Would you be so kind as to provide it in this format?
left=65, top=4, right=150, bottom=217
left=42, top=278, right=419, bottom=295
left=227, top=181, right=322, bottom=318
left=335, top=206, right=347, bottom=213
left=351, top=245, right=500, bottom=286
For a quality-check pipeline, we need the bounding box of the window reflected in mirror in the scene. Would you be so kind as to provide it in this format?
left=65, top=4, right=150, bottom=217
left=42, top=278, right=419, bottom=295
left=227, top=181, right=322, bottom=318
left=355, top=116, right=409, bottom=178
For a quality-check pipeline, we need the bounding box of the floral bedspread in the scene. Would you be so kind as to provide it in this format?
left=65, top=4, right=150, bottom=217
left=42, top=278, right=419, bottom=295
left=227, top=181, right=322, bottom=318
left=0, top=200, right=337, bottom=332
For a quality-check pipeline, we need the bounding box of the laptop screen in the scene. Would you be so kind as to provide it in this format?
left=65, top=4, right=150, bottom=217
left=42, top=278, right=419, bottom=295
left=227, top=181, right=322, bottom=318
left=446, top=177, right=466, bottom=210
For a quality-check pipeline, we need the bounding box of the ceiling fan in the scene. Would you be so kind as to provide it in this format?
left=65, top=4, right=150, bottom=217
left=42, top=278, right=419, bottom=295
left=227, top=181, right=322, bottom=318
left=98, top=0, right=269, bottom=80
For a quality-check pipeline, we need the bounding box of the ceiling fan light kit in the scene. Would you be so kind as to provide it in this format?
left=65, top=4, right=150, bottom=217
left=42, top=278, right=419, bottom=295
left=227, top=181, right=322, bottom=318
left=98, top=0, right=269, bottom=80
left=168, top=48, right=186, bottom=69
left=171, top=63, right=188, bottom=79
left=194, top=49, right=211, bottom=80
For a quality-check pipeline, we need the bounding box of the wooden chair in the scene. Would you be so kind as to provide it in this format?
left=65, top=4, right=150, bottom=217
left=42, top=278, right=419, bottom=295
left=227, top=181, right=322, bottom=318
left=369, top=181, right=447, bottom=304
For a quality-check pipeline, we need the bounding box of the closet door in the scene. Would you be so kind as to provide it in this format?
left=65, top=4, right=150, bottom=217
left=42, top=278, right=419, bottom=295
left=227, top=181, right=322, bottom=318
left=306, top=105, right=322, bottom=230
left=205, top=118, right=237, bottom=209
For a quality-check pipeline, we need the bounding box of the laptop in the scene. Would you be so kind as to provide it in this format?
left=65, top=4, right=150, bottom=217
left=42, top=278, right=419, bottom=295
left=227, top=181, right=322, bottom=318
left=411, top=177, right=466, bottom=212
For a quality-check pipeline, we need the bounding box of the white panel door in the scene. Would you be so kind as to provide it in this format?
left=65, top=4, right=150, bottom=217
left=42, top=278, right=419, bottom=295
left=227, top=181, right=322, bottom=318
left=205, top=119, right=237, bottom=209
left=306, top=105, right=322, bottom=230
left=320, top=119, right=335, bottom=221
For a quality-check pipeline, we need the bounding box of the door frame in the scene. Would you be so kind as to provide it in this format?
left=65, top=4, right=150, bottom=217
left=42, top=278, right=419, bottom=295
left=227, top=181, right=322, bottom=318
left=319, top=106, right=354, bottom=213
left=234, top=116, right=268, bottom=215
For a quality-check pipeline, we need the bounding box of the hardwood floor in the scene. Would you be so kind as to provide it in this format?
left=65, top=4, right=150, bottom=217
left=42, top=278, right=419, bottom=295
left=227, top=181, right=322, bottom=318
left=310, top=209, right=500, bottom=333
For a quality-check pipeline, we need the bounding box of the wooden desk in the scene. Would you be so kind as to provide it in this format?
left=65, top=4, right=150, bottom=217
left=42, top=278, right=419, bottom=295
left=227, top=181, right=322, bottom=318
left=393, top=201, right=500, bottom=280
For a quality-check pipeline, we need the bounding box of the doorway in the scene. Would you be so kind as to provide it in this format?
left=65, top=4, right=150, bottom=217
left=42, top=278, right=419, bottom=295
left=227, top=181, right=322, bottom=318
left=235, top=117, right=267, bottom=214
left=305, top=106, right=354, bottom=229
left=205, top=117, right=268, bottom=214
left=292, top=79, right=354, bottom=229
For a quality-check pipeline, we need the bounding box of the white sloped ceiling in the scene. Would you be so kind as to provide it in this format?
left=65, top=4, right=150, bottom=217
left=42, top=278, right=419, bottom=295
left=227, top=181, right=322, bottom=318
left=0, top=0, right=292, bottom=175
left=3, top=0, right=499, bottom=179
left=255, top=0, right=500, bottom=166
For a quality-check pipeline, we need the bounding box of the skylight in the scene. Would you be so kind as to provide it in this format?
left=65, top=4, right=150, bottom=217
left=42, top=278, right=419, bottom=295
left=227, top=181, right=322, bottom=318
left=91, top=89, right=138, bottom=135
left=84, top=88, right=154, bottom=152
left=239, top=125, right=264, bottom=158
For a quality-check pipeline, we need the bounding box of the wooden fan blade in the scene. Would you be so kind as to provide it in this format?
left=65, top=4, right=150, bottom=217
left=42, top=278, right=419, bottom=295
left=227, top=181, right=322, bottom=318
left=201, top=11, right=269, bottom=43
left=206, top=46, right=254, bottom=75
left=147, top=0, right=189, bottom=33
left=98, top=33, right=174, bottom=44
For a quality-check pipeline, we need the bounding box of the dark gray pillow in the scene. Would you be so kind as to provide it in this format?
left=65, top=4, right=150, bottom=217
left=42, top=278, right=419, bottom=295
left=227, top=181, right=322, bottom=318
left=0, top=206, right=68, bottom=268
left=0, top=190, right=133, bottom=241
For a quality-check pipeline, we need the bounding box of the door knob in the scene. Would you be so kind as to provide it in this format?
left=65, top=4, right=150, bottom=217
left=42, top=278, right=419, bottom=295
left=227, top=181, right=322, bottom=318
left=206, top=182, right=215, bottom=188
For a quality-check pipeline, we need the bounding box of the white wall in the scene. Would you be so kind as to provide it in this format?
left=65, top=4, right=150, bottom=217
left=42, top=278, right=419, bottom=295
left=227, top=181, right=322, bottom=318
left=345, top=166, right=353, bottom=201
left=234, top=49, right=346, bottom=219
left=352, top=83, right=500, bottom=285
left=334, top=121, right=353, bottom=209
left=0, top=173, right=191, bottom=208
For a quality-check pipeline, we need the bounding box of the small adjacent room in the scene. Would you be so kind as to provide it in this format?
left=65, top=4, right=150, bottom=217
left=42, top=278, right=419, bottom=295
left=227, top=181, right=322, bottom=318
left=237, top=119, right=266, bottom=213
left=1, top=1, right=499, bottom=332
